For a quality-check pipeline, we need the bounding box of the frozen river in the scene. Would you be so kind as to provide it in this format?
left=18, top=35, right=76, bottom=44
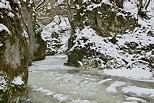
left=20, top=55, right=154, bottom=103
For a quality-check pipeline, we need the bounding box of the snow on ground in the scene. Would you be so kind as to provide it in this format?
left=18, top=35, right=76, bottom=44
left=72, top=25, right=154, bottom=81
left=0, top=0, right=11, bottom=10
left=71, top=0, right=154, bottom=81
left=102, top=0, right=154, bottom=81
left=71, top=26, right=122, bottom=59
left=123, top=0, right=138, bottom=18
left=126, top=97, right=147, bottom=103
left=106, top=81, right=126, bottom=93
left=103, top=68, right=153, bottom=80
left=122, top=86, right=154, bottom=98
left=12, top=76, right=24, bottom=85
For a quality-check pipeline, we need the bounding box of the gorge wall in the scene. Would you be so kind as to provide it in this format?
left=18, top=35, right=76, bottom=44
left=0, top=0, right=46, bottom=102
left=0, top=0, right=29, bottom=102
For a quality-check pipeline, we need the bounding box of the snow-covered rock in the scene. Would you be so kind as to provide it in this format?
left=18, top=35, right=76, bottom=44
left=122, top=86, right=154, bottom=98
left=66, top=0, right=154, bottom=81
left=41, top=15, right=71, bottom=55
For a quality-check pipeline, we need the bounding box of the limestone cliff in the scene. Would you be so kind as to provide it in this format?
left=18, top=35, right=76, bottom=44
left=0, top=0, right=29, bottom=102
left=20, top=0, right=46, bottom=63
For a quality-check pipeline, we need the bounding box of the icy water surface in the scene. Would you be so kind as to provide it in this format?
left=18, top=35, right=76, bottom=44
left=20, top=55, right=154, bottom=103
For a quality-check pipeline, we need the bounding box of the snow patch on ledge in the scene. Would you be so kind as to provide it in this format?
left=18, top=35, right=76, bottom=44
left=12, top=76, right=24, bottom=85
left=122, top=86, right=154, bottom=98
left=0, top=0, right=12, bottom=10
left=0, top=24, right=10, bottom=34
left=126, top=97, right=147, bottom=103
left=103, top=68, right=153, bottom=81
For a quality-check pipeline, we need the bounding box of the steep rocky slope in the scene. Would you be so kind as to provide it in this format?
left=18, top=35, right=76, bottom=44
left=0, top=0, right=46, bottom=102
left=65, top=0, right=154, bottom=78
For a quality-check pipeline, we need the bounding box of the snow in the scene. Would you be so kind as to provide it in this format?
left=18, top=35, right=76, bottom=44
left=106, top=81, right=126, bottom=93
left=123, top=0, right=138, bottom=18
left=57, top=0, right=64, bottom=4
left=0, top=43, right=3, bottom=47
left=117, top=31, right=154, bottom=49
left=97, top=78, right=112, bottom=84
left=70, top=0, right=154, bottom=81
left=0, top=0, right=11, bottom=10
left=7, top=12, right=15, bottom=17
left=71, top=24, right=154, bottom=81
left=122, top=86, right=154, bottom=98
left=72, top=26, right=121, bottom=59
left=126, top=97, right=147, bottom=103
left=0, top=24, right=10, bottom=34
left=103, top=68, right=153, bottom=80
left=101, top=0, right=154, bottom=81
left=84, top=0, right=111, bottom=11
left=12, top=76, right=24, bottom=85
left=87, top=3, right=102, bottom=11
left=41, top=15, right=71, bottom=54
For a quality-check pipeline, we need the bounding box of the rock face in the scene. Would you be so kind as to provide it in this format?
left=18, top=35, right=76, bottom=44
left=20, top=0, right=46, bottom=62
left=0, top=0, right=29, bottom=102
left=34, top=0, right=67, bottom=25
left=70, top=0, right=137, bottom=37
left=66, top=0, right=154, bottom=70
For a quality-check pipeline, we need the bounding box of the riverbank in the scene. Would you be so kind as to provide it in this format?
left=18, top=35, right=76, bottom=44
left=20, top=55, right=154, bottom=103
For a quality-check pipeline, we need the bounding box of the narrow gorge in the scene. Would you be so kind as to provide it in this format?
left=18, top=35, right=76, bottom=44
left=0, top=0, right=154, bottom=103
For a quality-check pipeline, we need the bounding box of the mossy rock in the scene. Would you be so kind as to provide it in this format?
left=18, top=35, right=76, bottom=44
left=0, top=3, right=29, bottom=103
